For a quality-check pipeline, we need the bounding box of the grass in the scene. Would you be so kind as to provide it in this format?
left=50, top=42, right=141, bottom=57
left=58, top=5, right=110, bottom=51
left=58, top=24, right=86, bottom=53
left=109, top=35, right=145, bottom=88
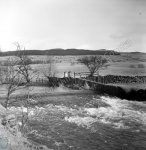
left=1, top=53, right=146, bottom=78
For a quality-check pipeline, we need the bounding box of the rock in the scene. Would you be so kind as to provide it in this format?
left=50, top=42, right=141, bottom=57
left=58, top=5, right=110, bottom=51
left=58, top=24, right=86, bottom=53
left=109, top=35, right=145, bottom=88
left=6, top=114, right=17, bottom=127
left=1, top=118, right=7, bottom=126
left=140, top=125, right=146, bottom=132
left=6, top=114, right=16, bottom=121
left=0, top=106, right=52, bottom=150
left=0, top=104, right=6, bottom=117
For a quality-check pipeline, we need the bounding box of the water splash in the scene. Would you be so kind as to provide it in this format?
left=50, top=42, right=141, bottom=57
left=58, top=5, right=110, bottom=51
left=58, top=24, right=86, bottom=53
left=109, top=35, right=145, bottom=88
left=65, top=116, right=97, bottom=128
left=65, top=96, right=146, bottom=130
left=52, top=84, right=71, bottom=93
left=9, top=95, right=146, bottom=131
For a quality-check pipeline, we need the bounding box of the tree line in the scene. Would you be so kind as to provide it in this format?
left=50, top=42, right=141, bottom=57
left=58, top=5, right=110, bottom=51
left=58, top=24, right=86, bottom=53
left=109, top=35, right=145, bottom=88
left=0, top=49, right=120, bottom=56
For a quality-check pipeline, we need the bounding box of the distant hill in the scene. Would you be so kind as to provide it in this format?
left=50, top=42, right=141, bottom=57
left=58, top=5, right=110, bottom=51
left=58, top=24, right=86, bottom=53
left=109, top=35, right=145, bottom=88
left=121, top=52, right=146, bottom=55
left=129, top=52, right=146, bottom=54
left=0, top=48, right=120, bottom=56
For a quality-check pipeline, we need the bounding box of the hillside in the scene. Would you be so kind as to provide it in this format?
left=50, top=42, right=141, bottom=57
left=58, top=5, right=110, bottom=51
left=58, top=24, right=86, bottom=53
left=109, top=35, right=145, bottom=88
left=0, top=48, right=120, bottom=56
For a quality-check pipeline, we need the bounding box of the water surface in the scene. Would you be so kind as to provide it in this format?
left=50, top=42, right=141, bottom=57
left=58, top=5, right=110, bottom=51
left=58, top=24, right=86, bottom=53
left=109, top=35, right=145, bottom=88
left=10, top=94, right=146, bottom=150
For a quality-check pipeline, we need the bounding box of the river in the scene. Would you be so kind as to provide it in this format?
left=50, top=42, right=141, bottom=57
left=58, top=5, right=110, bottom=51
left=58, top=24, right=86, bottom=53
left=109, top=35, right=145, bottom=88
left=9, top=93, right=146, bottom=150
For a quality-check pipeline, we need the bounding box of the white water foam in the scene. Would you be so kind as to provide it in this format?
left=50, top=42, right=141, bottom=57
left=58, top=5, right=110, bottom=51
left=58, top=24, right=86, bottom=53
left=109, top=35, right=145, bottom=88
left=65, top=116, right=97, bottom=128
left=8, top=96, right=146, bottom=131
left=65, top=96, right=146, bottom=130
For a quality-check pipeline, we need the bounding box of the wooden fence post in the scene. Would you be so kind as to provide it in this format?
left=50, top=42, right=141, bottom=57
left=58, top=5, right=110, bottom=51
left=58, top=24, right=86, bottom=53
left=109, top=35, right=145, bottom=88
left=68, top=71, right=71, bottom=77
left=64, top=72, right=66, bottom=78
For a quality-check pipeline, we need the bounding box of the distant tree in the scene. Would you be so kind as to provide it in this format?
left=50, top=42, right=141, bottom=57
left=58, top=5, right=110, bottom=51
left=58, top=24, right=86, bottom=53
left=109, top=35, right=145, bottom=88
left=129, top=64, right=135, bottom=68
left=14, top=42, right=38, bottom=84
left=138, top=64, right=145, bottom=68
left=77, top=56, right=108, bottom=77
left=38, top=52, right=59, bottom=87
left=39, top=53, right=57, bottom=78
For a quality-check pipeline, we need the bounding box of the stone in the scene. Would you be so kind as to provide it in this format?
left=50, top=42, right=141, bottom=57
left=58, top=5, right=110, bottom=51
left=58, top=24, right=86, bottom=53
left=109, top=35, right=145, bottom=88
left=140, top=125, right=146, bottom=132
left=1, top=118, right=7, bottom=126
left=0, top=104, right=6, bottom=117
left=6, top=114, right=16, bottom=121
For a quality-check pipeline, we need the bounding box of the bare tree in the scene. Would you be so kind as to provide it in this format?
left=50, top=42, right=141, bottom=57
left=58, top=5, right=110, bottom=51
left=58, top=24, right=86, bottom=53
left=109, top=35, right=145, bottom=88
left=14, top=42, right=38, bottom=84
left=77, top=56, right=108, bottom=77
left=0, top=57, right=21, bottom=108
left=40, top=55, right=55, bottom=78
left=39, top=51, right=58, bottom=79
left=37, top=52, right=59, bottom=88
left=16, top=86, right=35, bottom=135
left=0, top=61, right=5, bottom=84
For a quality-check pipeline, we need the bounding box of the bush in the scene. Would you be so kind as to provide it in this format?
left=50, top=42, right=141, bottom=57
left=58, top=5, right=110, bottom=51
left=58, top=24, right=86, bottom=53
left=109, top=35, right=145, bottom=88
left=138, top=64, right=145, bottom=68
left=129, top=64, right=136, bottom=68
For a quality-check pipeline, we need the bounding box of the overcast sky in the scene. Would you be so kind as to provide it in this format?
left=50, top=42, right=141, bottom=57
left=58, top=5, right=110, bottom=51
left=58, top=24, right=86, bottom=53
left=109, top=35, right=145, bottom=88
left=0, top=0, right=145, bottom=52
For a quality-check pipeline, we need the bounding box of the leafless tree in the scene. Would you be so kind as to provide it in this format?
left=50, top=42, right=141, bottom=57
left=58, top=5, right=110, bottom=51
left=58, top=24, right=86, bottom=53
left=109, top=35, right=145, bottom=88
left=16, top=86, right=35, bottom=135
left=77, top=56, right=108, bottom=77
left=39, top=52, right=57, bottom=79
left=0, top=61, right=5, bottom=84
left=41, top=56, right=54, bottom=77
left=0, top=57, right=21, bottom=108
left=14, top=42, right=39, bottom=84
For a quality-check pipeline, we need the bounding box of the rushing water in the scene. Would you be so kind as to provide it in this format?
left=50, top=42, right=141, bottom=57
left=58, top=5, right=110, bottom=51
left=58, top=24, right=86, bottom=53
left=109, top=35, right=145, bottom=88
left=9, top=94, right=146, bottom=150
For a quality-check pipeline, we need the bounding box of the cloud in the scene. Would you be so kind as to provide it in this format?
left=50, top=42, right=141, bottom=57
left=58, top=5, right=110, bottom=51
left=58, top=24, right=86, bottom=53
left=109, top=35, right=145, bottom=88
left=109, top=33, right=129, bottom=42
left=27, top=38, right=69, bottom=50
left=77, top=44, right=91, bottom=50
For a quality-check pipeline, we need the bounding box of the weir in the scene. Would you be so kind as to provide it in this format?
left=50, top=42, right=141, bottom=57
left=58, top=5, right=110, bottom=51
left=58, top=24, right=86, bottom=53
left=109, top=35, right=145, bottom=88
left=34, top=75, right=146, bottom=101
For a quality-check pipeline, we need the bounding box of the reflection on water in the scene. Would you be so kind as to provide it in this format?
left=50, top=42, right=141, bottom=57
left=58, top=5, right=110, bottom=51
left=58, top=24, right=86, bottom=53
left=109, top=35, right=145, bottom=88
left=9, top=95, right=146, bottom=150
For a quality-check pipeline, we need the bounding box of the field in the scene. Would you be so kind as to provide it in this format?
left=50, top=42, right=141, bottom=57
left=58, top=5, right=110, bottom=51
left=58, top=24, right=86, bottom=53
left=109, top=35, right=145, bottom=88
left=0, top=53, right=146, bottom=101
left=1, top=53, right=146, bottom=77
left=0, top=53, right=146, bottom=90
left=33, top=53, right=146, bottom=77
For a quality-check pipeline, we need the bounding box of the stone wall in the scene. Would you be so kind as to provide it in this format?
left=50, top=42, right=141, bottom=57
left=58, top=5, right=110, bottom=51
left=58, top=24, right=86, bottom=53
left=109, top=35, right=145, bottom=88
left=43, top=77, right=146, bottom=101
left=94, top=82, right=146, bottom=101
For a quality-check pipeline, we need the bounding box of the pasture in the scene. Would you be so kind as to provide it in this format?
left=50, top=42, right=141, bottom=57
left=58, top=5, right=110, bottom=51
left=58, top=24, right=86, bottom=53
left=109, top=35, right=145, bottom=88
left=1, top=52, right=146, bottom=81
left=32, top=53, right=146, bottom=77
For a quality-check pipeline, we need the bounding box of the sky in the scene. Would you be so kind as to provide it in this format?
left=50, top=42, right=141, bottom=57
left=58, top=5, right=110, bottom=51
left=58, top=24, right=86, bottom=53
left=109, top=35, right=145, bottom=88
left=0, top=0, right=145, bottom=52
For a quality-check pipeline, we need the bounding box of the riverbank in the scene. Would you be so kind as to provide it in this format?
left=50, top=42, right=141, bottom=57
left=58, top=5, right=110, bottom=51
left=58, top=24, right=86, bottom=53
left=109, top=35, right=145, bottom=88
left=0, top=104, right=52, bottom=150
